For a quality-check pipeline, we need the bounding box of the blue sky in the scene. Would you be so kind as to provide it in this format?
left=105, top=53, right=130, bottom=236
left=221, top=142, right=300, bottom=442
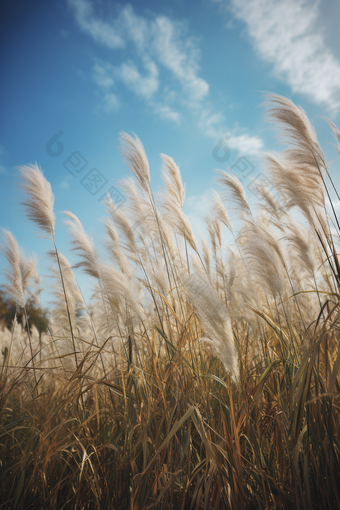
left=1, top=0, right=340, bottom=302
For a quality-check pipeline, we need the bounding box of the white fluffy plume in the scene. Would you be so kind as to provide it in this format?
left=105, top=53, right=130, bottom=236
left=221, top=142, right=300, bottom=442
left=19, top=163, right=55, bottom=236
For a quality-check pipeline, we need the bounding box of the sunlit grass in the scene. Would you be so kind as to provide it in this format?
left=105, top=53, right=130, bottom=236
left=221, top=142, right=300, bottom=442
left=1, top=94, right=340, bottom=509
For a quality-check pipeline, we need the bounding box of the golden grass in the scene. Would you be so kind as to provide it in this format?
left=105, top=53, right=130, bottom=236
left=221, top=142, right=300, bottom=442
left=1, top=94, right=340, bottom=509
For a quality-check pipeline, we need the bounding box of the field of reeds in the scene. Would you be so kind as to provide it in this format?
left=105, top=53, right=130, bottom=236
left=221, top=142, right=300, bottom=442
left=1, top=94, right=340, bottom=509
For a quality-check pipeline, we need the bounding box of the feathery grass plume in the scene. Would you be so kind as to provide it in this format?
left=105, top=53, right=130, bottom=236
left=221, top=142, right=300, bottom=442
left=110, top=180, right=164, bottom=268
left=265, top=153, right=326, bottom=220
left=160, top=154, right=185, bottom=209
left=0, top=230, right=39, bottom=384
left=159, top=157, right=198, bottom=254
left=119, top=132, right=150, bottom=193
left=48, top=250, right=85, bottom=323
left=142, top=246, right=173, bottom=298
left=212, top=190, right=233, bottom=232
left=284, top=220, right=316, bottom=281
left=217, top=170, right=251, bottom=216
left=263, top=95, right=332, bottom=251
left=325, top=117, right=340, bottom=156
left=201, top=235, right=211, bottom=277
left=48, top=251, right=82, bottom=372
left=224, top=247, right=238, bottom=303
left=102, top=218, right=132, bottom=277
left=23, top=256, right=41, bottom=301
left=256, top=218, right=288, bottom=272
left=251, top=180, right=286, bottom=227
left=264, top=93, right=327, bottom=175
left=1, top=233, right=39, bottom=310
left=99, top=262, right=145, bottom=323
left=19, top=167, right=81, bottom=372
left=19, top=163, right=55, bottom=236
left=162, top=204, right=198, bottom=252
left=63, top=210, right=133, bottom=358
left=0, top=230, right=26, bottom=307
left=263, top=94, right=333, bottom=235
left=183, top=271, right=238, bottom=379
left=63, top=211, right=100, bottom=279
left=238, top=223, right=285, bottom=298
left=206, top=216, right=222, bottom=256
left=105, top=199, right=138, bottom=255
left=265, top=150, right=333, bottom=287
left=0, top=230, right=40, bottom=327
left=206, top=215, right=227, bottom=295
left=118, top=177, right=154, bottom=229
left=1, top=320, right=41, bottom=374
left=48, top=250, right=111, bottom=378
left=17, top=166, right=81, bottom=368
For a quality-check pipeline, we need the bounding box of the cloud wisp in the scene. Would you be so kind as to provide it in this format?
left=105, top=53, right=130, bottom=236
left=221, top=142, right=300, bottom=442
left=69, top=0, right=264, bottom=153
left=229, top=0, right=340, bottom=111
left=69, top=1, right=208, bottom=119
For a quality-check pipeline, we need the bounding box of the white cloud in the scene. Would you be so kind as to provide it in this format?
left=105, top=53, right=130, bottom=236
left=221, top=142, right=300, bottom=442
left=69, top=0, right=263, bottom=147
left=115, top=59, right=159, bottom=100
left=199, top=110, right=229, bottom=140
left=229, top=0, right=340, bottom=110
left=185, top=191, right=212, bottom=217
left=151, top=103, right=181, bottom=124
left=91, top=63, right=120, bottom=111
left=199, top=109, right=264, bottom=155
left=103, top=93, right=119, bottom=112
left=0, top=165, right=6, bottom=174
left=228, top=134, right=264, bottom=155
left=69, top=0, right=209, bottom=120
left=68, top=0, right=124, bottom=48
left=92, top=63, right=114, bottom=89
left=152, top=16, right=209, bottom=103
left=118, top=4, right=149, bottom=50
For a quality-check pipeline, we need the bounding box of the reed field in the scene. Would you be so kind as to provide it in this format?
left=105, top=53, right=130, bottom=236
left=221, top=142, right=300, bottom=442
left=1, top=94, right=340, bottom=509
